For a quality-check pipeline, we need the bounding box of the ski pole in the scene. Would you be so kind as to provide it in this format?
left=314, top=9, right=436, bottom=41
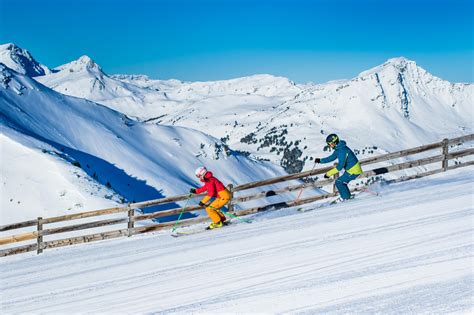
left=294, top=161, right=318, bottom=203
left=171, top=194, right=192, bottom=232
left=207, top=204, right=252, bottom=224
left=219, top=208, right=252, bottom=224
left=359, top=186, right=380, bottom=197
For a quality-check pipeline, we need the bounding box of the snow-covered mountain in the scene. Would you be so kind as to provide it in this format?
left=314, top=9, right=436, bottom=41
left=35, top=56, right=175, bottom=118
left=37, top=53, right=473, bottom=173
left=227, top=57, right=473, bottom=171
left=0, top=63, right=286, bottom=224
left=2, top=42, right=472, bottom=222
left=0, top=43, right=51, bottom=77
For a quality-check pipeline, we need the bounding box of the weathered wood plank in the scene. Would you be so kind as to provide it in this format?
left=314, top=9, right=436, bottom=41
left=0, top=243, right=37, bottom=257
left=446, top=148, right=474, bottom=159
left=233, top=178, right=333, bottom=204
left=386, top=168, right=445, bottom=184
left=0, top=231, right=37, bottom=245
left=130, top=193, right=203, bottom=209
left=359, top=135, right=473, bottom=166
left=227, top=184, right=235, bottom=213
left=442, top=138, right=449, bottom=171
left=448, top=160, right=474, bottom=169
left=451, top=160, right=474, bottom=168
left=132, top=205, right=202, bottom=222
left=0, top=219, right=38, bottom=232
left=358, top=148, right=472, bottom=180
left=358, top=142, right=443, bottom=166
left=233, top=165, right=334, bottom=192
left=0, top=217, right=129, bottom=245
left=41, top=217, right=129, bottom=236
left=43, top=229, right=129, bottom=250
left=235, top=192, right=339, bottom=216
left=37, top=217, right=43, bottom=254
left=42, top=206, right=127, bottom=224
left=127, top=207, right=134, bottom=237
left=360, top=154, right=446, bottom=180
left=382, top=160, right=474, bottom=184
left=131, top=216, right=210, bottom=235
left=447, top=134, right=474, bottom=145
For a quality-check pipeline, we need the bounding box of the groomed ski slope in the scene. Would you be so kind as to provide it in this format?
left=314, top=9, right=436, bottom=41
left=1, top=167, right=473, bottom=314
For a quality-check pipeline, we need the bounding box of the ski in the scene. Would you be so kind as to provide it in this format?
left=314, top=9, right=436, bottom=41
left=171, top=226, right=224, bottom=238
left=171, top=229, right=209, bottom=238
left=297, top=189, right=380, bottom=212
left=297, top=200, right=332, bottom=212
left=297, top=198, right=352, bottom=212
left=171, top=221, right=241, bottom=238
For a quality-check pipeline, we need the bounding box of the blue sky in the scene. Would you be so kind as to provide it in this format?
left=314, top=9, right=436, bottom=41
left=0, top=0, right=472, bottom=83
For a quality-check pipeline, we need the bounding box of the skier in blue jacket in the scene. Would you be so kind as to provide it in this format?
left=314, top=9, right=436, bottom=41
left=315, top=134, right=363, bottom=201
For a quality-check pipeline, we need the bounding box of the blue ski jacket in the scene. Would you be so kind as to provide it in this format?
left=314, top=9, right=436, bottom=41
left=320, top=140, right=363, bottom=177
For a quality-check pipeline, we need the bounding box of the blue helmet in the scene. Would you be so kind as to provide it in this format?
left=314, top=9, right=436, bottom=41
left=326, top=134, right=339, bottom=145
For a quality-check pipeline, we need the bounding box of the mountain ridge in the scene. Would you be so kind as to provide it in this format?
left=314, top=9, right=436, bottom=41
left=22, top=47, right=472, bottom=173
left=0, top=43, right=51, bottom=77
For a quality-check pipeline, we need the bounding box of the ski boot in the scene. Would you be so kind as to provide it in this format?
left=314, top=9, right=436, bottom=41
left=330, top=195, right=355, bottom=205
left=206, top=221, right=223, bottom=230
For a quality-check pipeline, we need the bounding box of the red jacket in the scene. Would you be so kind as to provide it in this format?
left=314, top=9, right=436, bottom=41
left=195, top=172, right=226, bottom=199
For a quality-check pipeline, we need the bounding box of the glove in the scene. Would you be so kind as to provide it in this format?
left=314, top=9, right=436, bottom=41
left=189, top=188, right=196, bottom=194
left=199, top=201, right=207, bottom=207
left=324, top=174, right=330, bottom=179
left=314, top=158, right=321, bottom=163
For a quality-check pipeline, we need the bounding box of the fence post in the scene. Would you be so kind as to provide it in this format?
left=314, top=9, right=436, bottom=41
left=227, top=184, right=234, bottom=213
left=332, top=163, right=339, bottom=194
left=127, top=204, right=134, bottom=237
left=442, top=138, right=449, bottom=171
left=37, top=217, right=43, bottom=254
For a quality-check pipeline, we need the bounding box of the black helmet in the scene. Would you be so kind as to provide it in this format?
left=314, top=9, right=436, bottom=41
left=326, top=134, right=339, bottom=145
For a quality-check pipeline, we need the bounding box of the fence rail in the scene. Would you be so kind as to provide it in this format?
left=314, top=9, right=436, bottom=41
left=1, top=134, right=473, bottom=257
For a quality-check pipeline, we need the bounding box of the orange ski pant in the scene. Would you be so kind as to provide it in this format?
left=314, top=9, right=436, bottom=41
left=204, top=189, right=231, bottom=223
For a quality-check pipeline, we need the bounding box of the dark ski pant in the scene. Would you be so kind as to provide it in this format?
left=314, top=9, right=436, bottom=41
left=335, top=172, right=360, bottom=199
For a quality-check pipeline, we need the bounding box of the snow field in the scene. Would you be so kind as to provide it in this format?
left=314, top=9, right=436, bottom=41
left=1, top=167, right=472, bottom=313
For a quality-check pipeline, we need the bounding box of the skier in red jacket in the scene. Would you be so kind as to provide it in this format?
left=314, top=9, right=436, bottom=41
left=190, top=167, right=230, bottom=229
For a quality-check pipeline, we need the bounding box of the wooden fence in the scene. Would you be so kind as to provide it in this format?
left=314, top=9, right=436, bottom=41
left=1, top=134, right=473, bottom=257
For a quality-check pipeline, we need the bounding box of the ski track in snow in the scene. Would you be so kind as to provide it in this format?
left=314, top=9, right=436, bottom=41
left=1, top=167, right=473, bottom=313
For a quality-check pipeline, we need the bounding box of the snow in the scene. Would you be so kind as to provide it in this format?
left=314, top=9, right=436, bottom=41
left=1, top=167, right=472, bottom=313
left=35, top=52, right=473, bottom=174
left=1, top=63, right=287, bottom=224
left=0, top=43, right=50, bottom=77
left=34, top=55, right=173, bottom=119
left=5, top=42, right=472, bottom=175
left=0, top=127, right=120, bottom=224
